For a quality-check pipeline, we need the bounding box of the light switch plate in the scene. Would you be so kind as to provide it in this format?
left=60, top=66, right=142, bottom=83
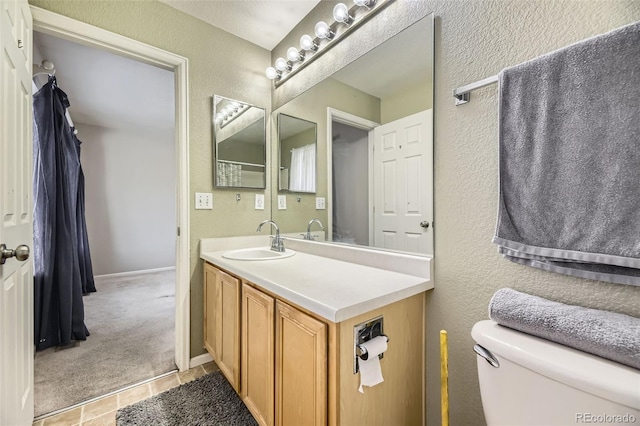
left=278, top=195, right=287, bottom=210
left=255, top=194, right=265, bottom=210
left=195, top=192, right=213, bottom=209
left=315, top=197, right=326, bottom=210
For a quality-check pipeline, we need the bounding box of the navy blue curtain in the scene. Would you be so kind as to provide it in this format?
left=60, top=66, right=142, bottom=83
left=33, top=77, right=96, bottom=351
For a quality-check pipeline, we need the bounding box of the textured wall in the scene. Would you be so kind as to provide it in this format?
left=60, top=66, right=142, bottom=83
left=427, top=1, right=640, bottom=424
left=29, top=0, right=272, bottom=356
left=77, top=123, right=176, bottom=275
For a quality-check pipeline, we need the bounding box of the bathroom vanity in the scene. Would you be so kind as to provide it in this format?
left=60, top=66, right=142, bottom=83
left=200, top=236, right=432, bottom=426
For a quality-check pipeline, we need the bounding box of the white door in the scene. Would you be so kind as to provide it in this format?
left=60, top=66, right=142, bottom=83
left=373, top=110, right=433, bottom=254
left=1, top=0, right=34, bottom=424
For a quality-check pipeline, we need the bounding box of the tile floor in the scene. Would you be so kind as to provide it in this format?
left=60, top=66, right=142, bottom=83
left=33, top=361, right=219, bottom=426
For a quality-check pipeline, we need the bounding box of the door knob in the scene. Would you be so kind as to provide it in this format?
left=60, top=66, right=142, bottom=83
left=419, top=221, right=430, bottom=229
left=0, top=244, right=30, bottom=265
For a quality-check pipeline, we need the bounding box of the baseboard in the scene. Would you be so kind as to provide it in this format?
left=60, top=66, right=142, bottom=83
left=94, top=266, right=176, bottom=279
left=189, top=352, right=213, bottom=369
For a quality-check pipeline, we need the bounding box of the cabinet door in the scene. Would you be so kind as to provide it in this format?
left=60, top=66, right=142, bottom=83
left=203, top=263, right=218, bottom=360
left=242, top=284, right=275, bottom=426
left=275, top=301, right=327, bottom=426
left=216, top=269, right=241, bottom=392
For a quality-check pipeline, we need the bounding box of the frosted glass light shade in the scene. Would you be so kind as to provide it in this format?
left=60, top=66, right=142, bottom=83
left=265, top=67, right=279, bottom=79
left=333, top=3, right=352, bottom=24
left=275, top=57, right=289, bottom=71
left=314, top=21, right=333, bottom=39
left=300, top=34, right=317, bottom=51
left=287, top=47, right=303, bottom=62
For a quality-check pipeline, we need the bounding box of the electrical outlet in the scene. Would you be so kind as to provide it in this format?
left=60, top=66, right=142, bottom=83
left=278, top=195, right=287, bottom=210
left=255, top=194, right=265, bottom=210
left=195, top=192, right=213, bottom=209
left=315, top=197, right=326, bottom=210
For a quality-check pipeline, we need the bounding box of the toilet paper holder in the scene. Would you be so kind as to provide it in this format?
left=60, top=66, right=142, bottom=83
left=356, top=334, right=389, bottom=360
left=353, top=315, right=388, bottom=374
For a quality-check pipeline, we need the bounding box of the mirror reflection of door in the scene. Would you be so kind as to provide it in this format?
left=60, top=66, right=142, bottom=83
left=330, top=109, right=433, bottom=255
left=372, top=110, right=433, bottom=255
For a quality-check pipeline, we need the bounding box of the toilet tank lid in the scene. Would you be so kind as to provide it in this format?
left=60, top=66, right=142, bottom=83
left=472, top=320, right=640, bottom=411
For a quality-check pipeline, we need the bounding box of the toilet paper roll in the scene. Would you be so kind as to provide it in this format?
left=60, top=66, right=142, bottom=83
left=358, top=336, right=388, bottom=393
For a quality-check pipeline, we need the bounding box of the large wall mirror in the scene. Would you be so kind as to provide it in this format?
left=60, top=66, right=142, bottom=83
left=213, top=95, right=266, bottom=189
left=271, top=13, right=434, bottom=256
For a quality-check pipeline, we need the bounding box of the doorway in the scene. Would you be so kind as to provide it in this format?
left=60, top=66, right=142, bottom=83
left=331, top=121, right=370, bottom=245
left=30, top=5, right=190, bottom=419
left=326, top=108, right=378, bottom=244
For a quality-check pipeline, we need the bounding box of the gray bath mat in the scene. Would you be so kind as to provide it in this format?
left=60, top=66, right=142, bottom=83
left=116, top=371, right=258, bottom=425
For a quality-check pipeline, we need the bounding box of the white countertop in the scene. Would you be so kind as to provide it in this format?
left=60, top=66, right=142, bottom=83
left=200, top=236, right=433, bottom=323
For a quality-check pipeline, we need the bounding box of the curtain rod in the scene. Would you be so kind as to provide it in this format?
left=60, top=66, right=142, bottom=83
left=452, top=75, right=499, bottom=106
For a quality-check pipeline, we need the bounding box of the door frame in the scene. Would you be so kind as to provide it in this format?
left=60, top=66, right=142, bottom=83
left=31, top=6, right=191, bottom=372
left=326, top=108, right=379, bottom=242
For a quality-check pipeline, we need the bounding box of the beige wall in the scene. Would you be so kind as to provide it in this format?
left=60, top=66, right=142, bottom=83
left=29, top=0, right=272, bottom=357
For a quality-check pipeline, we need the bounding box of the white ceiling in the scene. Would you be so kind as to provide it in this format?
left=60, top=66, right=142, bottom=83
left=158, top=0, right=322, bottom=50
left=34, top=31, right=175, bottom=131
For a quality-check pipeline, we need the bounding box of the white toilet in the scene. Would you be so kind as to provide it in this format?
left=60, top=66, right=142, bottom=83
left=472, top=320, right=640, bottom=426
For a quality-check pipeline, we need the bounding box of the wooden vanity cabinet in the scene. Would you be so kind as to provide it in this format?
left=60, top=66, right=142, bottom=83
left=203, top=262, right=241, bottom=392
left=275, top=300, right=327, bottom=426
left=204, top=261, right=424, bottom=426
left=241, top=284, right=275, bottom=426
left=241, top=284, right=327, bottom=426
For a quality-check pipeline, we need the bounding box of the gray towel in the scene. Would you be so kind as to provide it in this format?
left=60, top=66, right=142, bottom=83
left=489, top=288, right=640, bottom=370
left=493, top=21, right=640, bottom=286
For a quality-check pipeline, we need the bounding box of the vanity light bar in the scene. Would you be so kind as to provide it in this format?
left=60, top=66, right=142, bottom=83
left=215, top=102, right=250, bottom=129
left=265, top=0, right=395, bottom=87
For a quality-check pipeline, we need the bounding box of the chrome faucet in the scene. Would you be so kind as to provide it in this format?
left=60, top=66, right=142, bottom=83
left=304, top=218, right=324, bottom=241
left=256, top=220, right=285, bottom=252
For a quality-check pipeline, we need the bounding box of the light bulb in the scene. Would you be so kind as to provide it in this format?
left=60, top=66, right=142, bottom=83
left=275, top=57, right=289, bottom=72
left=287, top=47, right=303, bottom=62
left=224, top=106, right=235, bottom=116
left=300, top=34, right=317, bottom=51
left=215, top=113, right=224, bottom=124
left=266, top=67, right=279, bottom=79
left=333, top=3, right=352, bottom=24
left=314, top=21, right=334, bottom=39
left=354, top=0, right=375, bottom=8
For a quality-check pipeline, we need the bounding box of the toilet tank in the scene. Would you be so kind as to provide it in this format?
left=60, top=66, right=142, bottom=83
left=472, top=320, right=640, bottom=426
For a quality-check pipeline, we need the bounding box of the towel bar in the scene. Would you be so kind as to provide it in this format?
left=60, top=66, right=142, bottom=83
left=452, top=75, right=498, bottom=105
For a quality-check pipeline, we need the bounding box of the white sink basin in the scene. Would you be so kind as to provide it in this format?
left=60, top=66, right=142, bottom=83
left=222, top=247, right=296, bottom=261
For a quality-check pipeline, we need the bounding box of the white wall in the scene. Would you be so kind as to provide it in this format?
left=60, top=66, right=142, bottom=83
left=76, top=123, right=176, bottom=275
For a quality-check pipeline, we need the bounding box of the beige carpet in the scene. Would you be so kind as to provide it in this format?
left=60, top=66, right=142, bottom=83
left=34, top=269, right=176, bottom=417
